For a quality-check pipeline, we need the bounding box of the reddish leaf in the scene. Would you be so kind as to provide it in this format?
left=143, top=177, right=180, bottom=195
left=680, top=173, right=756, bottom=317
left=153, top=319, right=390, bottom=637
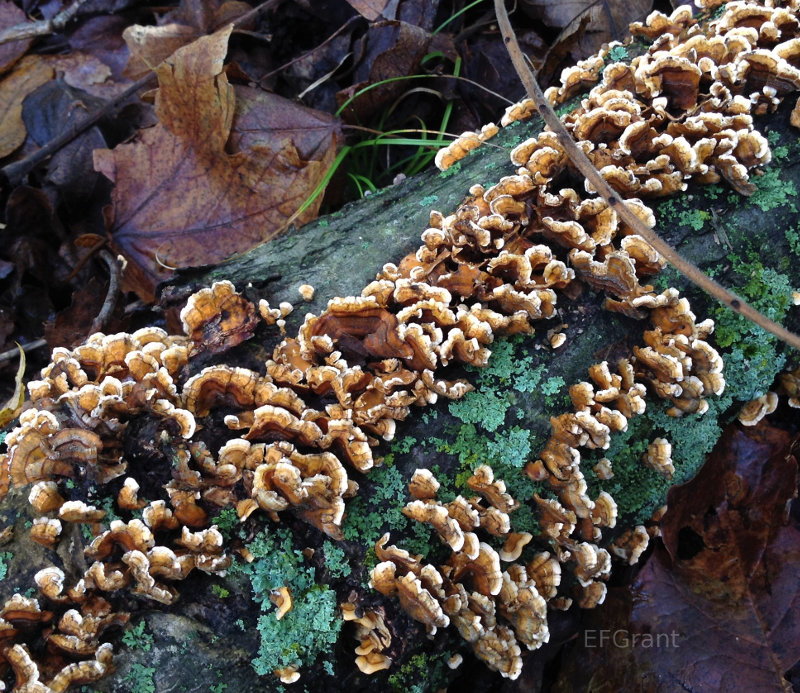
left=94, top=27, right=340, bottom=301
left=661, top=423, right=798, bottom=586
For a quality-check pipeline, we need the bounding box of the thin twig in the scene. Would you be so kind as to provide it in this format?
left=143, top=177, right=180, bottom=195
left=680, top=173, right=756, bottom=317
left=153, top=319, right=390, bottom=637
left=258, top=14, right=362, bottom=84
left=0, top=0, right=88, bottom=45
left=65, top=238, right=107, bottom=282
left=0, top=0, right=281, bottom=189
left=494, top=0, right=800, bottom=352
left=0, top=73, right=156, bottom=189
left=89, top=250, right=121, bottom=335
left=0, top=339, right=47, bottom=363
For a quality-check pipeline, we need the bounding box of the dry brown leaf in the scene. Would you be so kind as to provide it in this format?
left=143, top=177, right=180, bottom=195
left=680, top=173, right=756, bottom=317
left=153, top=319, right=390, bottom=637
left=122, top=23, right=199, bottom=80
left=521, top=0, right=653, bottom=59
left=0, top=344, right=24, bottom=428
left=0, top=56, right=55, bottom=159
left=122, top=0, right=251, bottom=79
left=337, top=20, right=430, bottom=123
left=94, top=26, right=340, bottom=302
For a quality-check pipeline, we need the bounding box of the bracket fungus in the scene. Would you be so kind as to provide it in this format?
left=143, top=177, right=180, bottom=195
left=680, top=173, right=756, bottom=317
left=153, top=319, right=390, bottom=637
left=0, top=0, right=797, bottom=687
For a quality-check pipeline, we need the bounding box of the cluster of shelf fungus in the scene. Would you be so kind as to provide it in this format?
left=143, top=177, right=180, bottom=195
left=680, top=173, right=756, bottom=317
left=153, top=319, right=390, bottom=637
left=1, top=0, right=800, bottom=687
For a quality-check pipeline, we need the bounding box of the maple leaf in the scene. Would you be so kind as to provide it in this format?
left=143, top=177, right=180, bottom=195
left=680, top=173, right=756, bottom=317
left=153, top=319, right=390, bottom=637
left=94, top=26, right=340, bottom=301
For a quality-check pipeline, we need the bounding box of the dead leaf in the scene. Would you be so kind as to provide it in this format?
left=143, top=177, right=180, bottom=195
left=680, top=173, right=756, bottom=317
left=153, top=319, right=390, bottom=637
left=344, top=0, right=398, bottom=21
left=0, top=56, right=55, bottom=159
left=554, top=421, right=800, bottom=692
left=67, top=15, right=134, bottom=81
left=94, top=27, right=340, bottom=301
left=44, top=276, right=126, bottom=349
left=0, top=0, right=32, bottom=75
left=123, top=23, right=199, bottom=80
left=520, top=0, right=653, bottom=60
left=0, top=344, right=25, bottom=429
left=337, top=20, right=430, bottom=123
left=229, top=85, right=342, bottom=160
left=46, top=52, right=127, bottom=99
left=122, top=0, right=251, bottom=79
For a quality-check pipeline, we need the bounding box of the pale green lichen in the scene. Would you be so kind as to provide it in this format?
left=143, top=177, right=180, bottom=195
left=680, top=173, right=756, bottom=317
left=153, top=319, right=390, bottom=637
left=419, top=194, right=439, bottom=207
left=230, top=528, right=342, bottom=676
left=750, top=167, right=798, bottom=212
left=438, top=161, right=462, bottom=179
left=0, top=551, right=12, bottom=582
left=321, top=540, right=351, bottom=579
left=605, top=45, right=630, bottom=63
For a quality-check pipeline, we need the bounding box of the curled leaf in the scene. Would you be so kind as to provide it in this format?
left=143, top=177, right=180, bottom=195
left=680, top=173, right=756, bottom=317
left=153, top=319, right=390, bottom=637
left=0, top=344, right=25, bottom=429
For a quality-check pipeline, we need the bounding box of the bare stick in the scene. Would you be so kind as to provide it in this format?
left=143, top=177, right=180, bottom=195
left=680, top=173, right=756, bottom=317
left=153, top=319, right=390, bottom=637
left=0, top=74, right=155, bottom=189
left=0, top=339, right=46, bottom=363
left=494, top=0, right=800, bottom=351
left=89, top=251, right=122, bottom=335
left=0, top=0, right=88, bottom=45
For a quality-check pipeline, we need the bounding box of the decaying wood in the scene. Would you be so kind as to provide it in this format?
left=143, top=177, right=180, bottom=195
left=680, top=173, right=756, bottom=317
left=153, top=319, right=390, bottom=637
left=160, top=100, right=800, bottom=381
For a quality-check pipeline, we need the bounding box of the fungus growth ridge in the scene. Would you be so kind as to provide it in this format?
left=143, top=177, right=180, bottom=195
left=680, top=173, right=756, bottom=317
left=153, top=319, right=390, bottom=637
left=0, top=0, right=799, bottom=687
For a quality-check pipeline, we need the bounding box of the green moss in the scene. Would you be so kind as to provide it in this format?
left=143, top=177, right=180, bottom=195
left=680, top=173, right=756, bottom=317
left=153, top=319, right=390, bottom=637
left=656, top=198, right=710, bottom=230
left=785, top=222, right=800, bottom=256
left=486, top=426, right=532, bottom=469
left=448, top=389, right=509, bottom=432
left=211, top=507, right=239, bottom=541
left=709, top=257, right=794, bottom=401
left=124, top=663, right=156, bottom=693
left=388, top=651, right=451, bottom=693
left=679, top=209, right=710, bottom=231
left=342, top=465, right=408, bottom=545
left=585, top=398, right=723, bottom=521
left=392, top=436, right=418, bottom=454
left=211, top=584, right=230, bottom=599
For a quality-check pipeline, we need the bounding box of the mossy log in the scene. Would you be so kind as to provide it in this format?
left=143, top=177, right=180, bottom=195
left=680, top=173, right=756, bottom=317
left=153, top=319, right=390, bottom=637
left=144, top=96, right=800, bottom=689
left=0, top=96, right=798, bottom=693
left=160, top=99, right=800, bottom=525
